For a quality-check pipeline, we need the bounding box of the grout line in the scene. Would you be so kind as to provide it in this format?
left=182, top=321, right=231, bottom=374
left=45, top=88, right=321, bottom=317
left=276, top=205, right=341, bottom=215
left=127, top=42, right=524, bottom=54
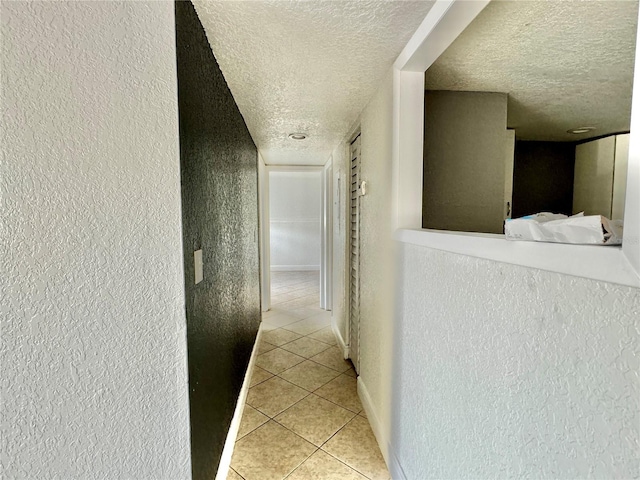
left=321, top=449, right=375, bottom=480
left=234, top=407, right=269, bottom=442
left=230, top=467, right=247, bottom=480
left=319, top=416, right=377, bottom=480
left=246, top=369, right=274, bottom=389
left=272, top=370, right=362, bottom=414
left=270, top=395, right=355, bottom=451
left=281, top=447, right=320, bottom=480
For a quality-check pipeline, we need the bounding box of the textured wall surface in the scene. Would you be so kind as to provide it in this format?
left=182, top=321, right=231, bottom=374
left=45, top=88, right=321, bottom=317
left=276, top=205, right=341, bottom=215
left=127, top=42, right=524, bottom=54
left=425, top=0, right=637, bottom=143
left=423, top=90, right=508, bottom=234
left=192, top=0, right=435, bottom=165
left=1, top=2, right=191, bottom=478
left=512, top=141, right=576, bottom=218
left=392, top=242, right=640, bottom=479
left=270, top=171, right=322, bottom=270
left=175, top=2, right=261, bottom=479
left=354, top=70, right=396, bottom=445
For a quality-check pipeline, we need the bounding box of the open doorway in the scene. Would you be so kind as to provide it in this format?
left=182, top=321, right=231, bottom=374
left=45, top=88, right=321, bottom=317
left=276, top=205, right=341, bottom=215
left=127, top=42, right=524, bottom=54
left=259, top=165, right=332, bottom=312
left=269, top=169, right=323, bottom=308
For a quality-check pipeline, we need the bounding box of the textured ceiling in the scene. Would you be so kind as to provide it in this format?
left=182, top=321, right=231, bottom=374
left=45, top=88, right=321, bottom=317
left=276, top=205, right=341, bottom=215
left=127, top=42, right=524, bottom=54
left=193, top=0, right=435, bottom=165
left=425, top=0, right=639, bottom=142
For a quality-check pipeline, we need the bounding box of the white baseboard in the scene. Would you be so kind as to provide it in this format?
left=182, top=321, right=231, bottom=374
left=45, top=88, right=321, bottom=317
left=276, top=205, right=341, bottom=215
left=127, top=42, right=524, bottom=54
left=388, top=451, right=408, bottom=480
left=215, top=328, right=263, bottom=480
left=357, top=377, right=408, bottom=479
left=357, top=377, right=393, bottom=474
left=331, top=322, right=349, bottom=359
left=270, top=265, right=320, bottom=271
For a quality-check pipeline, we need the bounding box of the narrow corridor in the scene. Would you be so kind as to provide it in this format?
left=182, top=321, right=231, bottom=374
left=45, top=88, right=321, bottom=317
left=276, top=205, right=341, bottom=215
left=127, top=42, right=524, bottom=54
left=228, top=271, right=390, bottom=480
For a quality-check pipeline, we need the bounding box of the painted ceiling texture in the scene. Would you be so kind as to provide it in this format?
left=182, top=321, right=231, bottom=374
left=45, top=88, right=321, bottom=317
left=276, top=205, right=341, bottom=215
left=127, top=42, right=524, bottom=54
left=425, top=0, right=639, bottom=142
left=193, top=0, right=435, bottom=165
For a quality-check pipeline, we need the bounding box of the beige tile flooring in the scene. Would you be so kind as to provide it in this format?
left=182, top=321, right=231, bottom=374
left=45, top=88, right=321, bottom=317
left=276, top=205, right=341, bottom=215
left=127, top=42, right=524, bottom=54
left=228, top=271, right=390, bottom=480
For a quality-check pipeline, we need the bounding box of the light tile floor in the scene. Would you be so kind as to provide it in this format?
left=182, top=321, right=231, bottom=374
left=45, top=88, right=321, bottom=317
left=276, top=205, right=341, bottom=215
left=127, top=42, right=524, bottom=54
left=228, top=271, right=390, bottom=480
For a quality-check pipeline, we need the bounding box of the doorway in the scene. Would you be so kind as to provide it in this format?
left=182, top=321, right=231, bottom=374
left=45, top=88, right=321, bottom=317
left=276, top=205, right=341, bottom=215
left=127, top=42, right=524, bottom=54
left=270, top=169, right=322, bottom=308
left=259, top=166, right=332, bottom=312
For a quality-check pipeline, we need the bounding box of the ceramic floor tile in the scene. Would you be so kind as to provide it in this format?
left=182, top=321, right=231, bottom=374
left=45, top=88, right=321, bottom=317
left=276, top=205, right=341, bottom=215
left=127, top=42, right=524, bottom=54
left=307, top=327, right=337, bottom=346
left=262, top=312, right=302, bottom=328
left=314, top=374, right=362, bottom=413
left=280, top=336, right=331, bottom=359
left=310, top=346, right=352, bottom=373
left=249, top=366, right=273, bottom=387
left=286, top=450, right=368, bottom=480
left=274, top=394, right=356, bottom=446
left=259, top=322, right=279, bottom=332
left=246, top=376, right=309, bottom=417
left=238, top=272, right=385, bottom=480
left=306, top=310, right=332, bottom=323
left=285, top=317, right=330, bottom=336
left=231, top=421, right=316, bottom=480
left=226, top=467, right=244, bottom=480
left=278, top=360, right=340, bottom=392
left=262, top=328, right=302, bottom=347
left=321, top=416, right=390, bottom=480
left=257, top=341, right=277, bottom=355
left=255, top=348, right=305, bottom=374
left=271, top=293, right=299, bottom=305
left=344, top=365, right=358, bottom=378
left=290, top=306, right=325, bottom=320
left=262, top=306, right=301, bottom=319
left=278, top=294, right=320, bottom=310
left=237, top=405, right=269, bottom=440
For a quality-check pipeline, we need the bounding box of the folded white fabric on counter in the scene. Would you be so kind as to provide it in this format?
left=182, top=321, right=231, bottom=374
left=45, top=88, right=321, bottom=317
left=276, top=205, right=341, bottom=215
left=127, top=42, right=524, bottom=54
left=504, top=212, right=623, bottom=245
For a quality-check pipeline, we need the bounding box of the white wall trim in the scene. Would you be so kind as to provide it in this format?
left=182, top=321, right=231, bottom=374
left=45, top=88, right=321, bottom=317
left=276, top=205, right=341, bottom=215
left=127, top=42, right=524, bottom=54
left=357, top=378, right=391, bottom=469
left=215, top=328, right=263, bottom=480
left=357, top=377, right=409, bottom=479
left=332, top=321, right=349, bottom=359
left=388, top=451, right=409, bottom=480
left=323, top=159, right=333, bottom=311
left=270, top=265, right=320, bottom=272
left=391, top=0, right=640, bottom=286
left=396, top=228, right=640, bottom=288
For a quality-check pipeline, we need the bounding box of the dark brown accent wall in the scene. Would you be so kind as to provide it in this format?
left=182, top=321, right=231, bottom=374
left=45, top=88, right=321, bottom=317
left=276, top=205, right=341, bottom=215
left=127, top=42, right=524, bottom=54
left=512, top=141, right=575, bottom=218
left=175, top=2, right=261, bottom=478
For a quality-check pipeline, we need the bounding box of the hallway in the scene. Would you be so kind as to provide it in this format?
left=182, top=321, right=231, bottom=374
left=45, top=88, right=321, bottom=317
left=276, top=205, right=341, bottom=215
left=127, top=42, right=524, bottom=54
left=228, top=271, right=390, bottom=480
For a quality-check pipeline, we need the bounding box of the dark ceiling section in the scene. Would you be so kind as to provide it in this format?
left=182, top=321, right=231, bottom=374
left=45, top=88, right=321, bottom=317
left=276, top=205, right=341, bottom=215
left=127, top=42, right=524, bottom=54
left=175, top=2, right=261, bottom=478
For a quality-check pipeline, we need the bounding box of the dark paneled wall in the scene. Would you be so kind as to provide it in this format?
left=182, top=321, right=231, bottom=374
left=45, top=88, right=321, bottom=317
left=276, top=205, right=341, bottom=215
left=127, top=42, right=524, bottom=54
left=512, top=141, right=575, bottom=218
left=175, top=2, right=261, bottom=478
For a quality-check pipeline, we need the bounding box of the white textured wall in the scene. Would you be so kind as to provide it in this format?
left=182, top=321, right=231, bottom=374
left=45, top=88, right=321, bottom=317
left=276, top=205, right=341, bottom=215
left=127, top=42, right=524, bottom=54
left=348, top=69, right=396, bottom=449
left=339, top=64, right=640, bottom=480
left=269, top=171, right=321, bottom=270
left=393, top=242, right=640, bottom=479
left=1, top=2, right=191, bottom=478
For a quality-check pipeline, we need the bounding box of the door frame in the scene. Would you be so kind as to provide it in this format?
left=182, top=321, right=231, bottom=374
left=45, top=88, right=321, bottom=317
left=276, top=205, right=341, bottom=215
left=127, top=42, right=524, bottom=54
left=258, top=163, right=333, bottom=311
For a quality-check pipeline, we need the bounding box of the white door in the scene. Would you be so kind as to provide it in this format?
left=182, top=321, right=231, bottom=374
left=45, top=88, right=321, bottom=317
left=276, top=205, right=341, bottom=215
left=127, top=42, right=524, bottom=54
left=349, top=134, right=361, bottom=373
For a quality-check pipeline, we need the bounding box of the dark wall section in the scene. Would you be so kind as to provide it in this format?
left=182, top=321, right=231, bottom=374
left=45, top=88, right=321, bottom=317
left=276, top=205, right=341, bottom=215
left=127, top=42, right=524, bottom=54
left=175, top=2, right=261, bottom=478
left=512, top=141, right=576, bottom=218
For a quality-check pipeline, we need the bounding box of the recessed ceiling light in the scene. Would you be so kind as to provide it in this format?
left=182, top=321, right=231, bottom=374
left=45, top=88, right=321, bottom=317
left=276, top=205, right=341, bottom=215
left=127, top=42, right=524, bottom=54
left=288, top=133, right=307, bottom=140
left=567, top=127, right=596, bottom=134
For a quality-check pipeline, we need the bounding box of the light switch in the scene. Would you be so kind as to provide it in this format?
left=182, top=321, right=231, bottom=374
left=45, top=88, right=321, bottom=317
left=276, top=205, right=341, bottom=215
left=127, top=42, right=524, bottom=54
left=194, top=249, right=203, bottom=284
